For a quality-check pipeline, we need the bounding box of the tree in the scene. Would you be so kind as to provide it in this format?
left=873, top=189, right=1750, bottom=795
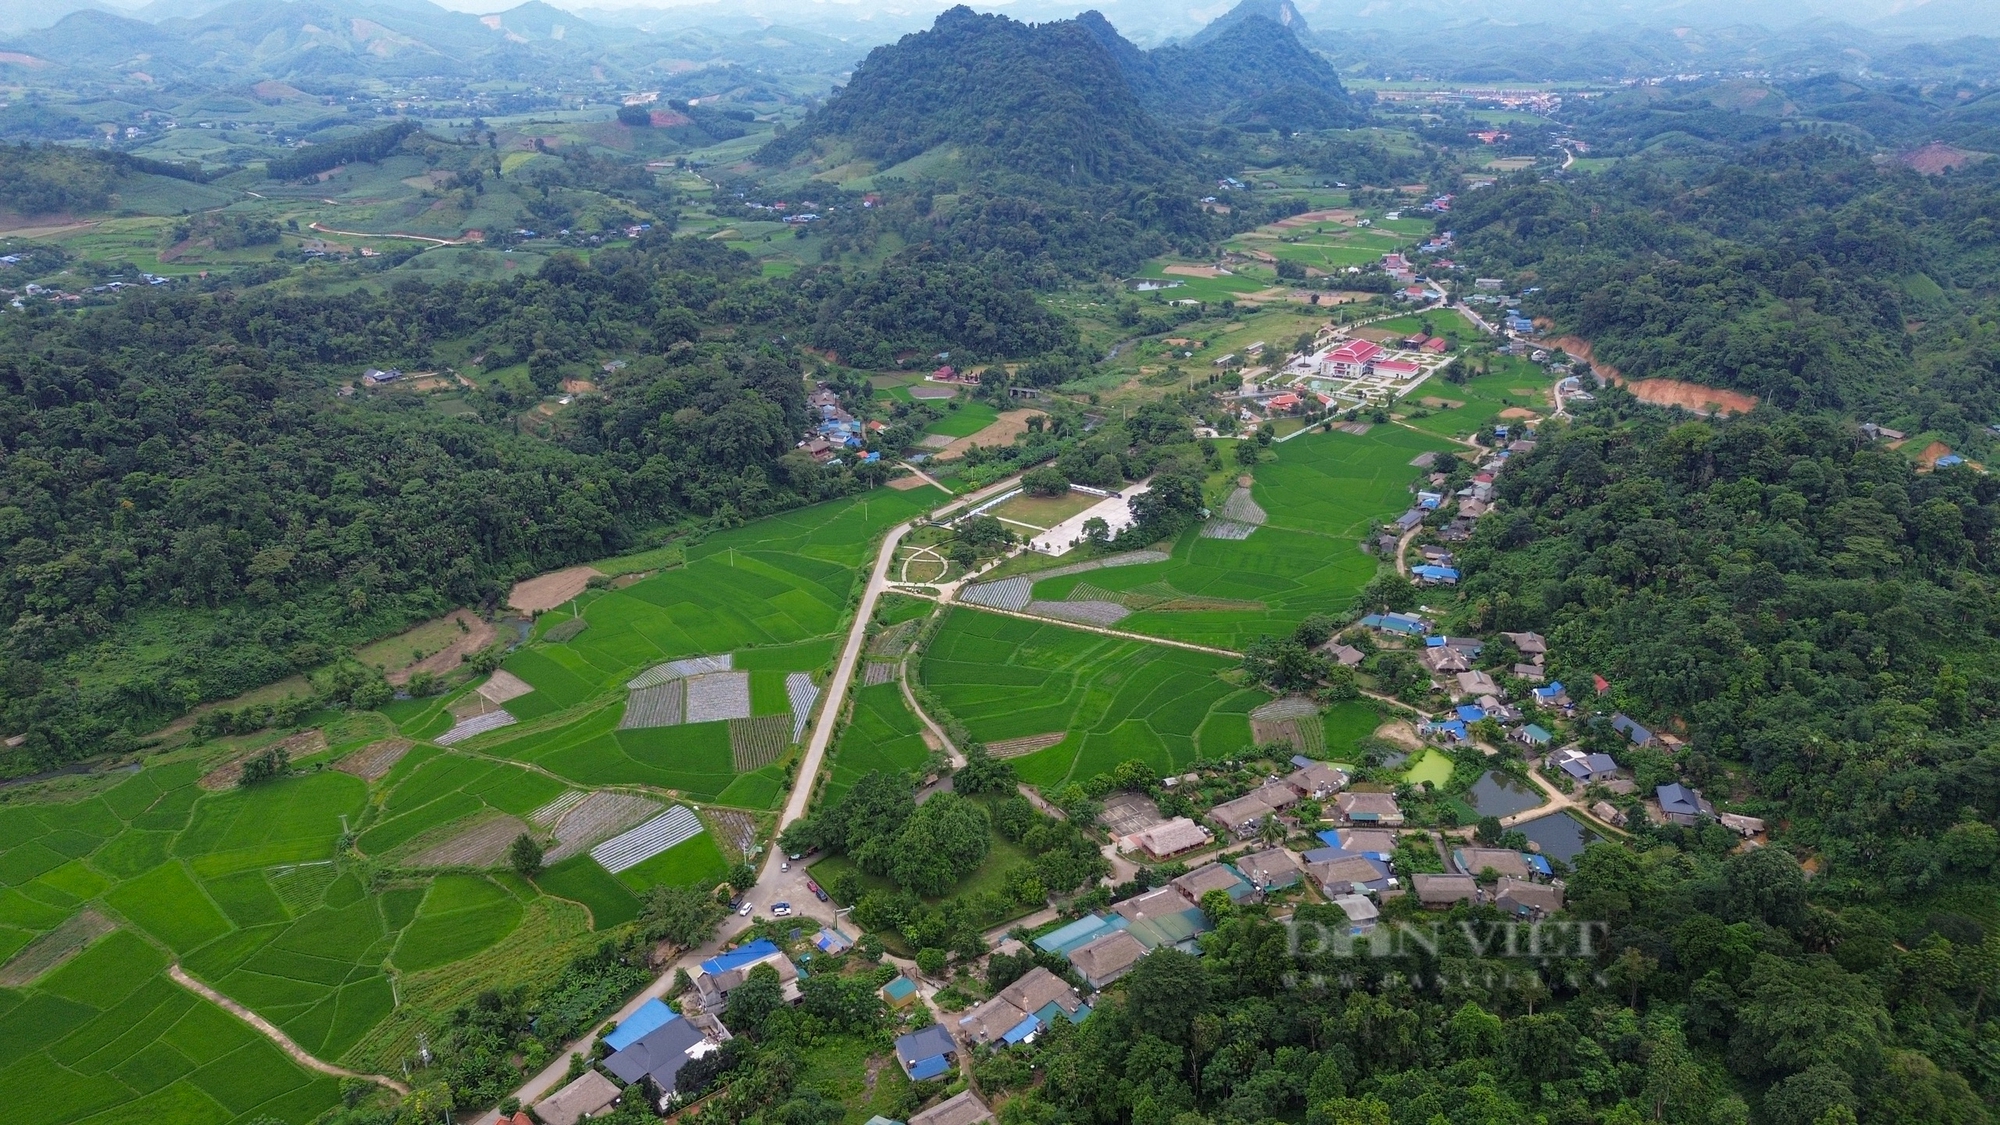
left=726, top=963, right=786, bottom=1038
left=1235, top=441, right=1260, bottom=467
left=954, top=744, right=1016, bottom=796
left=237, top=745, right=289, bottom=787
left=508, top=833, right=544, bottom=877
left=1125, top=949, right=1210, bottom=1044
left=1024, top=466, right=1070, bottom=496
left=1083, top=516, right=1112, bottom=547
left=1293, top=614, right=1340, bottom=648
left=1243, top=637, right=1328, bottom=692
left=888, top=793, right=991, bottom=896
left=727, top=862, right=758, bottom=892
left=639, top=884, right=724, bottom=949
left=617, top=104, right=653, bottom=126
left=916, top=947, right=947, bottom=976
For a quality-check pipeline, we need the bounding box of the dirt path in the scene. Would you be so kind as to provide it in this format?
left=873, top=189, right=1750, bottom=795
left=899, top=656, right=962, bottom=767
left=307, top=221, right=476, bottom=246
left=1393, top=524, right=1421, bottom=577
left=949, top=602, right=1242, bottom=659
left=168, top=964, right=410, bottom=1095
left=898, top=461, right=954, bottom=495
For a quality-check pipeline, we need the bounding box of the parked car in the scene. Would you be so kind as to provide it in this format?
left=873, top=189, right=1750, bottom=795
left=781, top=861, right=791, bottom=872
left=771, top=902, right=793, bottom=917
left=813, top=887, right=829, bottom=903
left=738, top=901, right=753, bottom=917
left=805, top=878, right=822, bottom=894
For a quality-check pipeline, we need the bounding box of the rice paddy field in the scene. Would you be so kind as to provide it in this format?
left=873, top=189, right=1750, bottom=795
left=480, top=487, right=930, bottom=725
left=825, top=682, right=933, bottom=802
left=1023, top=427, right=1455, bottom=648
left=919, top=610, right=1268, bottom=787
left=0, top=700, right=751, bottom=1122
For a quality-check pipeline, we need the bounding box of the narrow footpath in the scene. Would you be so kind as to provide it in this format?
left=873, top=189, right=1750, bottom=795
left=169, top=964, right=410, bottom=1096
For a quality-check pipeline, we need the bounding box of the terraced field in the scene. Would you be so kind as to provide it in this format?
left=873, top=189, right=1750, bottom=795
left=920, top=610, right=1268, bottom=786
left=1023, top=428, right=1456, bottom=648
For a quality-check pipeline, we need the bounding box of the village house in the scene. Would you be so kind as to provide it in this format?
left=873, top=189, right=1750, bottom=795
left=1512, top=663, right=1546, bottom=683
left=1124, top=816, right=1212, bottom=859
left=1610, top=714, right=1656, bottom=746
left=604, top=1014, right=717, bottom=1103
left=1068, top=929, right=1150, bottom=989
left=1592, top=800, right=1626, bottom=826
left=1235, top=847, right=1304, bottom=891
left=1285, top=760, right=1350, bottom=800
left=1455, top=670, right=1500, bottom=698
left=1502, top=631, right=1547, bottom=656
left=690, top=940, right=801, bottom=1011
left=1334, top=791, right=1405, bottom=827
left=895, top=1024, right=958, bottom=1080
left=1320, top=641, right=1365, bottom=667
left=536, top=1070, right=621, bottom=1125
left=1422, top=645, right=1472, bottom=674
left=1305, top=851, right=1394, bottom=897
left=910, top=1091, right=997, bottom=1125
left=1493, top=877, right=1564, bottom=919
left=956, top=967, right=1087, bottom=1046
left=1512, top=723, right=1553, bottom=747
left=1332, top=893, right=1380, bottom=935
left=1412, top=872, right=1479, bottom=908
left=1656, top=782, right=1715, bottom=827
left=1547, top=745, right=1620, bottom=784
left=1172, top=861, right=1258, bottom=906
left=1453, top=847, right=1540, bottom=881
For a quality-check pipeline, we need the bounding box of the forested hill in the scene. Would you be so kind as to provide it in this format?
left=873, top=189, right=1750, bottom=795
left=755, top=3, right=1351, bottom=183
left=1452, top=139, right=2000, bottom=428
left=1080, top=9, right=1356, bottom=131
left=757, top=7, right=1185, bottom=184
left=0, top=234, right=1080, bottom=775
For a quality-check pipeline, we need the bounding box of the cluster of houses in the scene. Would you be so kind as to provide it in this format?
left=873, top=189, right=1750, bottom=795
left=531, top=937, right=815, bottom=1123
left=799, top=385, right=882, bottom=464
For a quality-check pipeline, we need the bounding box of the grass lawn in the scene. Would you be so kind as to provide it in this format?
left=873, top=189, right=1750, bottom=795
left=1399, top=356, right=1549, bottom=440
left=920, top=610, right=1267, bottom=787
left=988, top=489, right=1100, bottom=530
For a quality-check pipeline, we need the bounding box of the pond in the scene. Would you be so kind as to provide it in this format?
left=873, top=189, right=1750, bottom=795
left=1514, top=812, right=1602, bottom=865
left=1403, top=749, right=1454, bottom=788
left=1464, top=770, right=1543, bottom=818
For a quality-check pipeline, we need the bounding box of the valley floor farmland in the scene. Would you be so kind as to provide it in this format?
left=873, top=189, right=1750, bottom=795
left=919, top=610, right=1268, bottom=788
left=1020, top=427, right=1455, bottom=648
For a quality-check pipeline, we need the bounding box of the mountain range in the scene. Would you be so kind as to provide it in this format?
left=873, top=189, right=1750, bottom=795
left=754, top=3, right=1354, bottom=184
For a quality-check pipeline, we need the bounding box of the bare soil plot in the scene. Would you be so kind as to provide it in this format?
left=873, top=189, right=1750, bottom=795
left=543, top=791, right=665, bottom=864
left=908, top=384, right=958, bottom=401
left=887, top=474, right=931, bottom=491
left=405, top=813, right=530, bottom=867
left=1499, top=407, right=1538, bottom=420
left=1625, top=378, right=1758, bottom=416
left=200, top=728, right=329, bottom=789
left=509, top=565, right=602, bottom=612
left=338, top=738, right=413, bottom=781
left=1100, top=791, right=1165, bottom=837
left=936, top=409, right=1042, bottom=460
left=0, top=908, right=113, bottom=987
left=1917, top=441, right=1954, bottom=467
left=1274, top=208, right=1358, bottom=228
left=1164, top=264, right=1224, bottom=277
left=729, top=714, right=791, bottom=771
left=1374, top=719, right=1424, bottom=751
left=916, top=433, right=955, bottom=449
left=477, top=669, right=535, bottom=704
left=987, top=731, right=1066, bottom=759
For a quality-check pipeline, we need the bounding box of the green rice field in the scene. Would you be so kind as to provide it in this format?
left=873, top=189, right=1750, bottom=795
left=492, top=487, right=931, bottom=723
left=1320, top=700, right=1384, bottom=760
left=826, top=682, right=932, bottom=802
left=919, top=610, right=1268, bottom=786
left=922, top=401, right=1000, bottom=438
left=1026, top=427, right=1455, bottom=647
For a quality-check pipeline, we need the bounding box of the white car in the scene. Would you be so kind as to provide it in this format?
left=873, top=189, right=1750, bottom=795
left=771, top=902, right=793, bottom=917
left=738, top=902, right=753, bottom=917
left=781, top=861, right=791, bottom=872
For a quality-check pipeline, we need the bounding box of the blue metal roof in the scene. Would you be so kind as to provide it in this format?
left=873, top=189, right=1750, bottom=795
left=605, top=998, right=677, bottom=1053
left=909, top=1054, right=952, bottom=1080
left=701, top=938, right=779, bottom=976
left=1456, top=705, right=1487, bottom=723
left=1001, top=1014, right=1042, bottom=1045
left=1524, top=855, right=1554, bottom=876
